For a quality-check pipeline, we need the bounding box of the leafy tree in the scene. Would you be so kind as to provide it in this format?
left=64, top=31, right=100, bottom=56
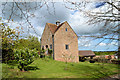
left=14, top=48, right=39, bottom=71
left=15, top=35, right=41, bottom=51
left=1, top=23, right=20, bottom=62
left=66, top=1, right=119, bottom=55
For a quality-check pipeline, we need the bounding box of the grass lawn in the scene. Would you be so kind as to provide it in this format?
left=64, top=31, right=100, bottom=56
left=1, top=58, right=120, bottom=78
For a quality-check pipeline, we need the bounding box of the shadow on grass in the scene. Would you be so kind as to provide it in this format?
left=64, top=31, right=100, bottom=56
left=8, top=63, right=18, bottom=66
left=26, top=66, right=40, bottom=71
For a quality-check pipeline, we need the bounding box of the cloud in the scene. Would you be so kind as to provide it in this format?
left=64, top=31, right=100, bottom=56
left=78, top=37, right=91, bottom=47
left=99, top=43, right=106, bottom=46
left=2, top=2, right=71, bottom=38
left=1, top=2, right=118, bottom=51
left=111, top=42, right=118, bottom=45
left=2, top=2, right=71, bottom=27
left=69, top=11, right=104, bottom=35
left=2, top=2, right=109, bottom=35
left=99, top=41, right=118, bottom=46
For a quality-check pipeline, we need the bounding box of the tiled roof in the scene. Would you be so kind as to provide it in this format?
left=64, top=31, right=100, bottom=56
left=47, top=22, right=65, bottom=34
left=47, top=23, right=58, bottom=34
left=78, top=50, right=95, bottom=57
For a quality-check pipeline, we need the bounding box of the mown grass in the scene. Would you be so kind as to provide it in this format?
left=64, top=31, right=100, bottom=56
left=2, top=58, right=120, bottom=78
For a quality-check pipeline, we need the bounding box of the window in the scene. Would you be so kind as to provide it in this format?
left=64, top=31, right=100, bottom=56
left=65, top=45, right=69, bottom=50
left=46, top=45, right=48, bottom=48
left=65, top=28, right=67, bottom=31
left=50, top=44, right=52, bottom=49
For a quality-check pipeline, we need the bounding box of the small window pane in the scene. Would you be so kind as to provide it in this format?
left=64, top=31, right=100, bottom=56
left=50, top=44, right=52, bottom=49
left=66, top=28, right=67, bottom=31
left=65, top=45, right=69, bottom=49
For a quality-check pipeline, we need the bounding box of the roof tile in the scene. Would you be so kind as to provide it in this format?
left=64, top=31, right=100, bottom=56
left=79, top=50, right=95, bottom=57
left=47, top=22, right=66, bottom=34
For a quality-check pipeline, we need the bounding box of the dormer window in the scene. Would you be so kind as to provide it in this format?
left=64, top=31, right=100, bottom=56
left=65, top=28, right=67, bottom=31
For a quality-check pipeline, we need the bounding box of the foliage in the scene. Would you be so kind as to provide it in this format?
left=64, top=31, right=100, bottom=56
left=94, top=51, right=117, bottom=55
left=15, top=36, right=41, bottom=51
left=14, top=48, right=39, bottom=71
left=111, top=59, right=120, bottom=64
left=1, top=24, right=20, bottom=62
left=40, top=48, right=45, bottom=58
left=48, top=49, right=52, bottom=58
left=79, top=56, right=86, bottom=62
left=89, top=59, right=95, bottom=63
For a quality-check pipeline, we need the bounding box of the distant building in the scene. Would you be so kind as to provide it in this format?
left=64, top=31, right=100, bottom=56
left=78, top=50, right=95, bottom=59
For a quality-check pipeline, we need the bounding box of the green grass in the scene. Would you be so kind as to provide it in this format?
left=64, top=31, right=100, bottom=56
left=2, top=58, right=120, bottom=78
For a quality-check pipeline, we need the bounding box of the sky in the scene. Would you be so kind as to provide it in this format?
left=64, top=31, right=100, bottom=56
left=1, top=1, right=118, bottom=51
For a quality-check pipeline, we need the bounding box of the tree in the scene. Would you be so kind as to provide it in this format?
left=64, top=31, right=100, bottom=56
left=14, top=48, right=39, bottom=71
left=64, top=1, right=119, bottom=48
left=2, top=2, right=45, bottom=37
left=15, top=35, right=41, bottom=51
left=1, top=22, right=20, bottom=62
left=2, top=1, right=119, bottom=51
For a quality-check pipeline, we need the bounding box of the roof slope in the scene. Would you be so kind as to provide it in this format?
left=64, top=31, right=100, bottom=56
left=79, top=50, right=95, bottom=57
left=47, top=23, right=58, bottom=34
left=47, top=21, right=66, bottom=34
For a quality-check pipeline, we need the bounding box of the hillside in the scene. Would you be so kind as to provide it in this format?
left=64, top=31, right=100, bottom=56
left=2, top=58, right=119, bottom=78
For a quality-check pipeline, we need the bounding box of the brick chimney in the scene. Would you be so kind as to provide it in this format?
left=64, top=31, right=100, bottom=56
left=56, top=20, right=60, bottom=26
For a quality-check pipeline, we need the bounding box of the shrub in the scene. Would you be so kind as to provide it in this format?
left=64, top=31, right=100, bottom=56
left=79, top=56, right=86, bottom=62
left=40, top=54, right=45, bottom=58
left=40, top=49, right=45, bottom=58
left=93, top=57, right=108, bottom=63
left=14, top=48, right=39, bottom=71
left=107, top=55, right=112, bottom=60
left=8, top=66, right=14, bottom=69
left=89, top=59, right=95, bottom=63
left=2, top=49, right=14, bottom=63
left=111, top=59, right=120, bottom=64
left=8, top=60, right=18, bottom=65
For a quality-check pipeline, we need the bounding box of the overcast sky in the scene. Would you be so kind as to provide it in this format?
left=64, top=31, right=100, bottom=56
left=1, top=2, right=118, bottom=51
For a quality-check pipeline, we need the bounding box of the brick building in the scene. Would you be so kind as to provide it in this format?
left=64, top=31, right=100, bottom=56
left=40, top=21, right=79, bottom=62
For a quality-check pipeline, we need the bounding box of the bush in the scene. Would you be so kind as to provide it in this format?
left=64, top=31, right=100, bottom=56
left=93, top=57, right=109, bottom=63
left=89, top=59, right=95, bottom=63
left=2, top=49, right=14, bottom=63
left=24, top=66, right=28, bottom=71
left=18, top=65, right=22, bottom=71
left=8, top=66, right=14, bottom=69
left=14, top=48, right=39, bottom=71
left=40, top=54, right=45, bottom=58
left=40, top=49, right=45, bottom=58
left=111, top=59, right=120, bottom=64
left=7, top=60, right=18, bottom=65
left=48, top=49, right=53, bottom=58
left=79, top=56, right=86, bottom=62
